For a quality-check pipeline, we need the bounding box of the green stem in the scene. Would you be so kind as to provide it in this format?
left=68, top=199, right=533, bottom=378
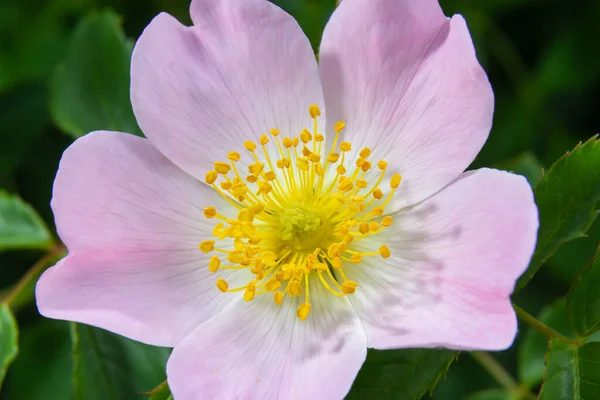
left=513, top=303, right=580, bottom=345
left=471, top=352, right=536, bottom=400
left=471, top=351, right=517, bottom=389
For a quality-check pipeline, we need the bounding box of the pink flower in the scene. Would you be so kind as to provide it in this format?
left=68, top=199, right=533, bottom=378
left=36, top=0, right=539, bottom=398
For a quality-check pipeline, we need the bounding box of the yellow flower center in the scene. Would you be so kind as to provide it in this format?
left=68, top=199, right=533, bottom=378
left=199, top=105, right=401, bottom=320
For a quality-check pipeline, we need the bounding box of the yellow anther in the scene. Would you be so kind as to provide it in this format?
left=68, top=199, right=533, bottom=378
left=231, top=184, right=248, bottom=197
left=297, top=303, right=311, bottom=320
left=351, top=254, right=363, bottom=263
left=227, top=152, right=241, bottom=161
left=336, top=165, right=347, bottom=175
left=270, top=128, right=280, bottom=136
left=315, top=134, right=324, bottom=142
left=327, top=152, right=340, bottom=163
left=244, top=290, right=255, bottom=302
left=379, top=245, right=391, bottom=259
left=340, top=142, right=352, bottom=152
left=259, top=134, right=269, bottom=145
left=274, top=291, right=283, bottom=306
left=382, top=216, right=393, bottom=227
left=276, top=158, right=290, bottom=169
left=246, top=175, right=258, bottom=183
left=301, top=147, right=312, bottom=157
left=214, top=162, right=230, bottom=174
left=237, top=208, right=254, bottom=222
left=343, top=234, right=354, bottom=244
left=338, top=179, right=354, bottom=192
left=262, top=251, right=277, bottom=266
left=314, top=163, right=323, bottom=176
left=372, top=207, right=384, bottom=216
left=332, top=257, right=342, bottom=269
left=292, top=137, right=299, bottom=147
left=358, top=223, right=369, bottom=235
left=300, top=129, right=312, bottom=143
left=390, top=174, right=402, bottom=189
left=244, top=141, right=257, bottom=152
left=212, top=223, right=226, bottom=239
left=216, top=278, right=228, bottom=293
left=288, top=280, right=303, bottom=297
left=208, top=255, right=220, bottom=272
left=309, top=153, right=320, bottom=163
left=327, top=243, right=340, bottom=258
left=199, top=240, right=215, bottom=253
left=356, top=179, right=368, bottom=189
left=250, top=204, right=264, bottom=215
left=360, top=148, right=371, bottom=158
left=373, top=188, right=384, bottom=199
left=282, top=137, right=293, bottom=148
left=205, top=170, right=218, bottom=184
left=334, top=121, right=346, bottom=133
left=264, top=171, right=276, bottom=181
left=369, top=222, right=379, bottom=231
left=341, top=281, right=358, bottom=294
left=314, top=262, right=328, bottom=271
left=346, top=219, right=357, bottom=227
left=361, top=161, right=372, bottom=172
left=220, top=181, right=232, bottom=190
left=249, top=162, right=265, bottom=176
left=227, top=250, right=244, bottom=263
left=356, top=157, right=366, bottom=167
left=378, top=160, right=388, bottom=170
left=297, top=159, right=309, bottom=171
left=309, top=104, right=321, bottom=118
left=265, top=279, right=281, bottom=292
left=204, top=207, right=217, bottom=218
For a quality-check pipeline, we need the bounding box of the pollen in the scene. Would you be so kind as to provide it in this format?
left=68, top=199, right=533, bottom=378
left=199, top=105, right=401, bottom=320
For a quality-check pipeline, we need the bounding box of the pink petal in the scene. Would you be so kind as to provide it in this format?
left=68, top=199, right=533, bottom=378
left=319, top=0, right=494, bottom=209
left=344, top=169, right=538, bottom=350
left=36, top=131, right=244, bottom=347
left=131, top=1, right=323, bottom=182
left=166, top=279, right=367, bottom=399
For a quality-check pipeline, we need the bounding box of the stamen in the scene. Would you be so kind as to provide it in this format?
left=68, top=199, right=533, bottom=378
left=199, top=105, right=401, bottom=320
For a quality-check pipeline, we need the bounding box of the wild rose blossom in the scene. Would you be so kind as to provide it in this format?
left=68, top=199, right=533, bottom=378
left=36, top=0, right=539, bottom=398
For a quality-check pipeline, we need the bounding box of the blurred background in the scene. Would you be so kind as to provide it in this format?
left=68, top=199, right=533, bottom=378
left=0, top=0, right=599, bottom=399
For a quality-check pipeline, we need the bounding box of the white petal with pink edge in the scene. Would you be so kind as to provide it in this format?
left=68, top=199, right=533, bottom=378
left=343, top=169, right=538, bottom=350
left=131, top=0, right=324, bottom=182
left=36, top=131, right=247, bottom=347
left=320, top=0, right=494, bottom=210
left=166, top=278, right=367, bottom=400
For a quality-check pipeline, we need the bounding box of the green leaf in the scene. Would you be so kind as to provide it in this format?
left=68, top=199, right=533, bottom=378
left=517, top=136, right=600, bottom=290
left=0, top=190, right=53, bottom=251
left=50, top=10, right=141, bottom=139
left=518, top=298, right=574, bottom=388
left=539, top=340, right=600, bottom=400
left=465, top=389, right=513, bottom=400
left=0, top=0, right=93, bottom=92
left=495, top=151, right=544, bottom=187
left=2, top=320, right=73, bottom=400
left=71, top=323, right=170, bottom=400
left=147, top=381, right=172, bottom=400
left=0, top=84, right=49, bottom=175
left=0, top=304, right=18, bottom=386
left=567, top=246, right=600, bottom=337
left=346, top=348, right=456, bottom=399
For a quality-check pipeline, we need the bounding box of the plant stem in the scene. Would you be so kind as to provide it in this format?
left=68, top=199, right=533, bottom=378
left=3, top=244, right=66, bottom=310
left=513, top=303, right=580, bottom=345
left=471, top=352, right=536, bottom=400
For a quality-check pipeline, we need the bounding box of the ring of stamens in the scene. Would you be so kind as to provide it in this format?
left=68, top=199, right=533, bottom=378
left=199, top=105, right=401, bottom=320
